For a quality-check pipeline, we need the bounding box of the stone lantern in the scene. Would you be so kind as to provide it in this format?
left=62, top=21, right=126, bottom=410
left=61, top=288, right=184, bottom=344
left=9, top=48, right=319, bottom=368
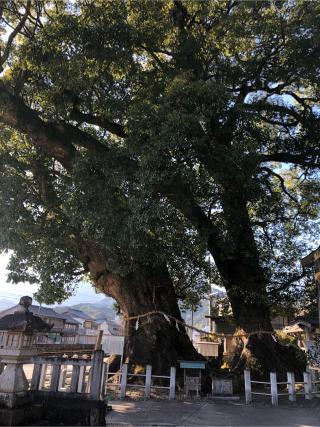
left=0, top=296, right=51, bottom=422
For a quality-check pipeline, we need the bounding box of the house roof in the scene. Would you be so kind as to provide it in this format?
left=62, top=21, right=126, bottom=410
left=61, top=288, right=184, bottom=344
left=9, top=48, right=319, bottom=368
left=0, top=310, right=52, bottom=332
left=0, top=304, right=79, bottom=324
left=284, top=316, right=319, bottom=333
left=61, top=314, right=80, bottom=325
left=301, top=246, right=320, bottom=268
left=95, top=317, right=116, bottom=325
left=291, top=316, right=319, bottom=328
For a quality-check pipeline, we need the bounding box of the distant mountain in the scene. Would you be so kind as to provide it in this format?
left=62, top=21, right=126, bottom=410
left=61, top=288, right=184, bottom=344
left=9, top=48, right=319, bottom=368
left=182, top=304, right=210, bottom=330
left=54, top=293, right=223, bottom=329
left=54, top=297, right=117, bottom=320
left=181, top=288, right=226, bottom=330
left=0, top=298, right=15, bottom=311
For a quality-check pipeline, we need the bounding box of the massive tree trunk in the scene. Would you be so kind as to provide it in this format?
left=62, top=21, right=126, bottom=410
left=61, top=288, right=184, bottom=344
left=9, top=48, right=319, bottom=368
left=208, top=187, right=306, bottom=378
left=77, top=241, right=201, bottom=373
left=115, top=265, right=201, bottom=371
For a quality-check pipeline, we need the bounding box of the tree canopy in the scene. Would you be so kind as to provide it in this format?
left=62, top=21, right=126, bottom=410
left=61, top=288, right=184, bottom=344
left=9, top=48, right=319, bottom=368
left=0, top=0, right=319, bottom=318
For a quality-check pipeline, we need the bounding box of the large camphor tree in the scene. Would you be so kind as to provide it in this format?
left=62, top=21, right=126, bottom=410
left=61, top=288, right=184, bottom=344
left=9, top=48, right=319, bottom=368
left=0, top=0, right=319, bottom=375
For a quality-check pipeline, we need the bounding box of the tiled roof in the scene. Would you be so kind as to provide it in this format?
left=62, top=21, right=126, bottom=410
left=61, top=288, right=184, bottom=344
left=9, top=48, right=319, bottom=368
left=0, top=304, right=78, bottom=323
left=0, top=311, right=52, bottom=332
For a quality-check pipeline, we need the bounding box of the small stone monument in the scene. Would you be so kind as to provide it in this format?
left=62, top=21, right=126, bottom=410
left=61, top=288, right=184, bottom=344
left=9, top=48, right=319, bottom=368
left=0, top=296, right=51, bottom=425
left=211, top=377, right=233, bottom=396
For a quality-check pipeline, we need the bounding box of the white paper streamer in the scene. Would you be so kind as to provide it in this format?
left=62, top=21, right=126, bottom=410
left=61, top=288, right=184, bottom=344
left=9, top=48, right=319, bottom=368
left=135, top=319, right=139, bottom=330
left=176, top=321, right=179, bottom=331
left=163, top=313, right=170, bottom=323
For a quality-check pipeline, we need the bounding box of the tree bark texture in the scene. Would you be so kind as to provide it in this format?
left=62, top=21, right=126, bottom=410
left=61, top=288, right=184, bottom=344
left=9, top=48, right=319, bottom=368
left=208, top=187, right=306, bottom=377
left=77, top=242, right=201, bottom=373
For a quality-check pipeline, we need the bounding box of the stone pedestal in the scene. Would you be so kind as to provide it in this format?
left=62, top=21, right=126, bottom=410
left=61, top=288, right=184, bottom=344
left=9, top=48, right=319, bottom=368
left=0, top=364, right=29, bottom=395
left=0, top=363, right=38, bottom=425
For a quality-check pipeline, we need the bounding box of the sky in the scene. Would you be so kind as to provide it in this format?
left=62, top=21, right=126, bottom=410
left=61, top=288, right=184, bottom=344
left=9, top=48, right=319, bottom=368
left=0, top=252, right=104, bottom=306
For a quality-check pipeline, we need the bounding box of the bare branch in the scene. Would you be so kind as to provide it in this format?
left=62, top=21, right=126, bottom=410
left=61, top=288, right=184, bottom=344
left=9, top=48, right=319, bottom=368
left=69, top=107, right=127, bottom=138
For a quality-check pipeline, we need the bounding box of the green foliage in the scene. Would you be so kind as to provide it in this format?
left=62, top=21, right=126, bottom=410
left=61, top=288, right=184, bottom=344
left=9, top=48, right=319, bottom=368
left=307, top=335, right=320, bottom=367
left=0, top=0, right=319, bottom=312
left=275, top=331, right=297, bottom=346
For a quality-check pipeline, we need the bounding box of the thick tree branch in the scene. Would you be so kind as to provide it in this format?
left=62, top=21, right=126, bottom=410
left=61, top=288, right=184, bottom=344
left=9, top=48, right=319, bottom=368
left=244, top=102, right=306, bottom=124
left=0, top=84, right=110, bottom=167
left=70, top=107, right=127, bottom=138
left=155, top=180, right=223, bottom=260
left=259, top=151, right=320, bottom=168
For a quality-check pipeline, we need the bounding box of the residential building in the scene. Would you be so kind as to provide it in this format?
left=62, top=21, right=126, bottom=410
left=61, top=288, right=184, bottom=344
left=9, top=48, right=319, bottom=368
left=0, top=304, right=80, bottom=345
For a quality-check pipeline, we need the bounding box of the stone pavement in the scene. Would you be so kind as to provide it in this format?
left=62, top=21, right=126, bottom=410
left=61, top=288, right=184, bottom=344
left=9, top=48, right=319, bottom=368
left=106, top=399, right=320, bottom=426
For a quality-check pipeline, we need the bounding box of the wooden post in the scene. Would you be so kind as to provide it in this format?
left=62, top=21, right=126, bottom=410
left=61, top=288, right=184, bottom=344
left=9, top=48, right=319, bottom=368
left=95, top=330, right=103, bottom=350
left=304, top=372, right=312, bottom=400
left=270, top=372, right=278, bottom=406
left=90, top=350, right=104, bottom=399
left=50, top=360, right=61, bottom=392
left=77, top=365, right=85, bottom=393
left=31, top=363, right=42, bottom=390
left=70, top=364, right=80, bottom=393
left=169, top=366, right=176, bottom=400
left=287, top=372, right=296, bottom=402
left=120, top=363, right=128, bottom=399
left=100, top=361, right=106, bottom=398
left=244, top=370, right=252, bottom=404
left=144, top=365, right=152, bottom=399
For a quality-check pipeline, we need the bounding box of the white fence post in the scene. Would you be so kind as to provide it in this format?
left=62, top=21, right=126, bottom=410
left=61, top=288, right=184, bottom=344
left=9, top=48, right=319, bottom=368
left=287, top=372, right=296, bottom=402
left=120, top=363, right=128, bottom=399
left=169, top=367, right=176, bottom=400
left=270, top=372, right=278, bottom=406
left=304, top=372, right=312, bottom=400
left=144, top=365, right=152, bottom=399
left=244, top=370, right=252, bottom=404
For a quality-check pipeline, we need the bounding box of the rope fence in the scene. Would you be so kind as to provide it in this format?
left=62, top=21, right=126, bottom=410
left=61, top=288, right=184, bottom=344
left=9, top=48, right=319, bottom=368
left=123, top=310, right=277, bottom=339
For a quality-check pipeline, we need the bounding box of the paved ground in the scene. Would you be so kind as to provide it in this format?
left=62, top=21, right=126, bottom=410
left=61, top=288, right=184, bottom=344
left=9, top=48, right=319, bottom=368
left=106, top=399, right=320, bottom=426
